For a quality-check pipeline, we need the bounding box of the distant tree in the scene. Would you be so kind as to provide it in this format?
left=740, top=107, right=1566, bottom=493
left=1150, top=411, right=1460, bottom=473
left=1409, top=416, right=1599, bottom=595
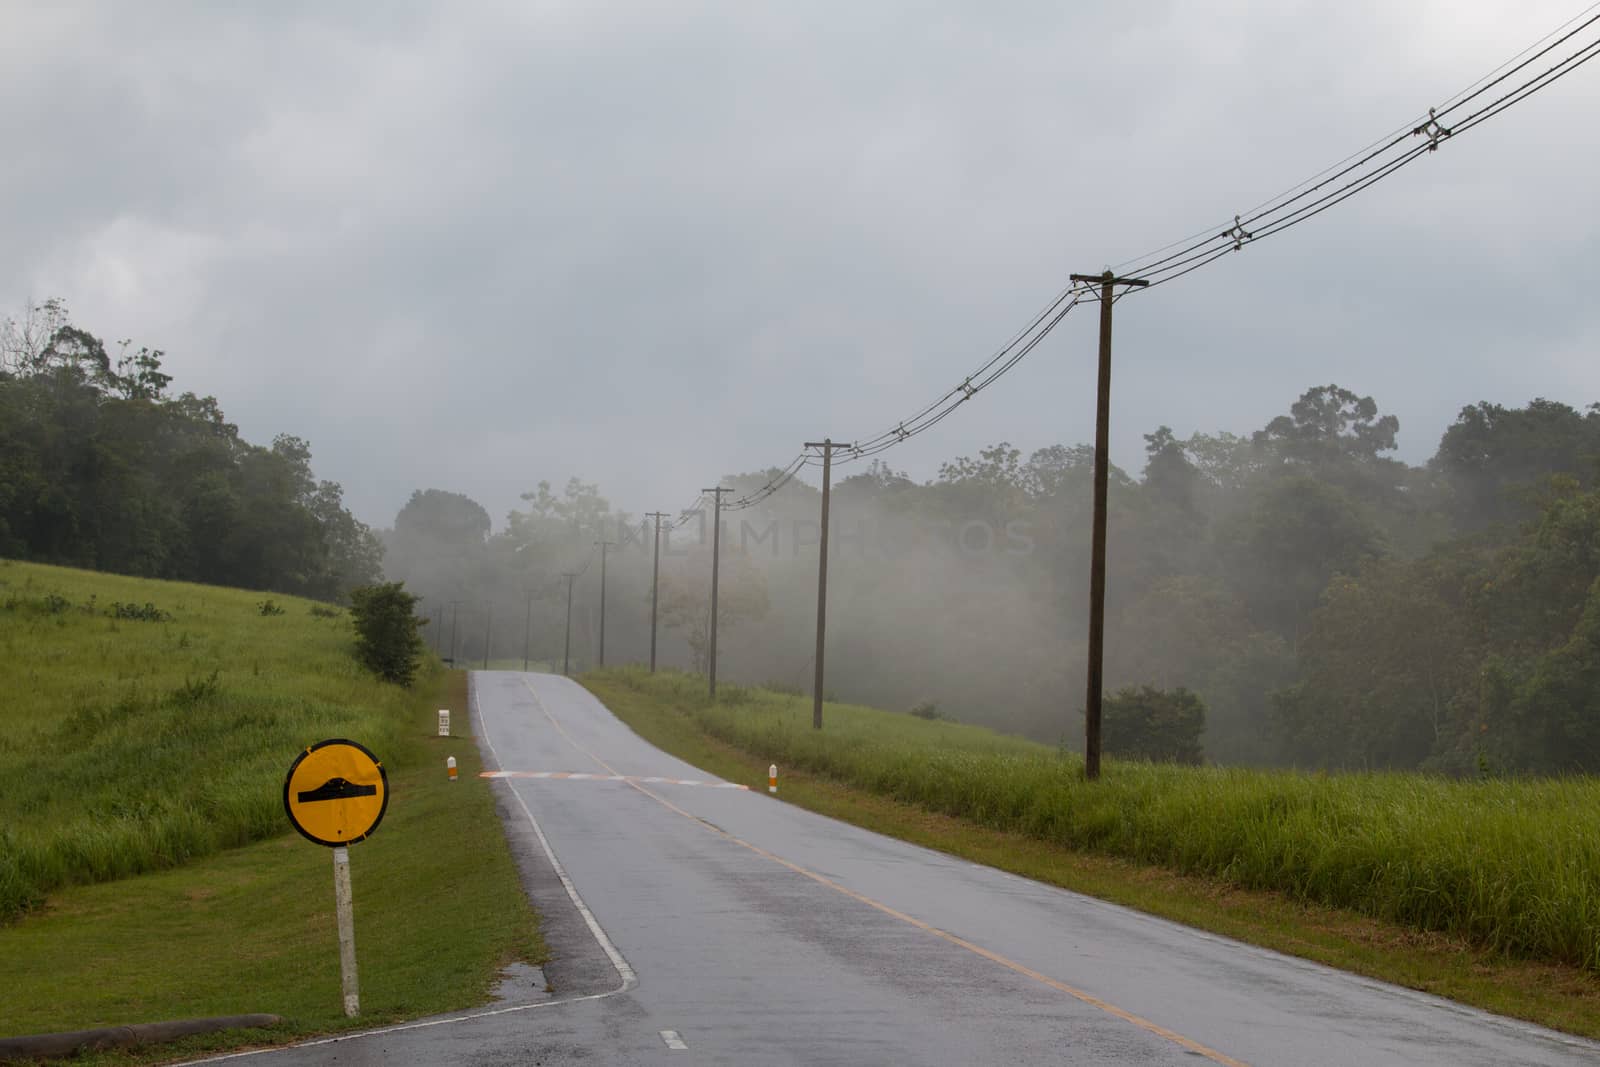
left=1182, top=430, right=1265, bottom=492
left=1102, top=686, right=1206, bottom=763
left=349, top=582, right=426, bottom=686
left=0, top=298, right=70, bottom=374
left=1459, top=480, right=1600, bottom=773
left=0, top=301, right=380, bottom=597
left=1024, top=443, right=1117, bottom=501
left=308, top=480, right=384, bottom=600
left=658, top=545, right=769, bottom=673
left=939, top=442, right=1027, bottom=496
left=1220, top=477, right=1386, bottom=644
left=1271, top=556, right=1477, bottom=769
left=514, top=478, right=614, bottom=535
left=394, top=488, right=491, bottom=548
left=1141, top=427, right=1202, bottom=513
left=835, top=459, right=914, bottom=501
left=1431, top=399, right=1600, bottom=532
left=1253, top=383, right=1400, bottom=467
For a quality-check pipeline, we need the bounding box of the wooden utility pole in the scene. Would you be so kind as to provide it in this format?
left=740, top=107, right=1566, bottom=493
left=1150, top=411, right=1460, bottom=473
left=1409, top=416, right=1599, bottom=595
left=1069, top=269, right=1148, bottom=780
left=482, top=603, right=492, bottom=670
left=522, top=588, right=532, bottom=671
left=804, top=439, right=840, bottom=730
left=448, top=601, right=462, bottom=667
left=645, top=512, right=668, bottom=672
left=701, top=487, right=731, bottom=699
left=594, top=540, right=616, bottom=666
left=561, top=573, right=577, bottom=676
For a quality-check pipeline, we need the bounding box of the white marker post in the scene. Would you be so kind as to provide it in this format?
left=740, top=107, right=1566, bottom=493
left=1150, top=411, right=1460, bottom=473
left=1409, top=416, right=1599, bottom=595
left=332, top=846, right=360, bottom=1017
left=447, top=755, right=458, bottom=781
left=438, top=709, right=451, bottom=736
left=769, top=764, right=778, bottom=794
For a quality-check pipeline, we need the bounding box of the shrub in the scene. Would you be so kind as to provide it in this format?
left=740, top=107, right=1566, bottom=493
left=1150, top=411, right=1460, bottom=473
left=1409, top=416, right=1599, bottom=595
left=909, top=700, right=941, bottom=720
left=257, top=600, right=286, bottom=617
left=348, top=582, right=425, bottom=686
left=108, top=601, right=171, bottom=622
left=1103, top=685, right=1206, bottom=764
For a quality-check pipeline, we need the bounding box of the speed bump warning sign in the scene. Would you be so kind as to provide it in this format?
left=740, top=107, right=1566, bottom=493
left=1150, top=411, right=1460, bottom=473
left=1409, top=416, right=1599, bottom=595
left=283, top=739, right=389, bottom=847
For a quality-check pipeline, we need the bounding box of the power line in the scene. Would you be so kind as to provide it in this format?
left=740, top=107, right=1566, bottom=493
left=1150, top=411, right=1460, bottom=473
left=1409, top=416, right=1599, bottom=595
left=1125, top=18, right=1600, bottom=288
left=677, top=8, right=1600, bottom=509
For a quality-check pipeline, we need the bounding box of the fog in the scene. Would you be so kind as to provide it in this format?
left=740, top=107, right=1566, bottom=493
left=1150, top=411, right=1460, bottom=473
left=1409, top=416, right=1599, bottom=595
left=381, top=385, right=1600, bottom=774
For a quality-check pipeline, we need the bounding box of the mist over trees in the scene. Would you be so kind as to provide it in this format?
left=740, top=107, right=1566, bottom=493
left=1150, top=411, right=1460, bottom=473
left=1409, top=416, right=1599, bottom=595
left=0, top=301, right=382, bottom=599
left=11, top=297, right=1591, bottom=774
left=388, top=383, right=1600, bottom=775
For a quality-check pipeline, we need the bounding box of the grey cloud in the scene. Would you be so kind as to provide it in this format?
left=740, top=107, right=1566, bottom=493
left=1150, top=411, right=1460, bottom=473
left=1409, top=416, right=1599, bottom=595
left=3, top=1, right=1596, bottom=526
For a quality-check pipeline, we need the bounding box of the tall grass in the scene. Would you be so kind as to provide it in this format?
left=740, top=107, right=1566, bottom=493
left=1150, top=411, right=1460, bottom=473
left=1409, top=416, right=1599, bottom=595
left=0, top=560, right=437, bottom=921
left=594, top=666, right=1600, bottom=972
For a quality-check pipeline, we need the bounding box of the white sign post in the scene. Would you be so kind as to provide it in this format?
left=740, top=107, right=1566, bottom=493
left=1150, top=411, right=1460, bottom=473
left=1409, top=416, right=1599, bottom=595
left=438, top=709, right=451, bottom=736
left=332, top=846, right=359, bottom=1017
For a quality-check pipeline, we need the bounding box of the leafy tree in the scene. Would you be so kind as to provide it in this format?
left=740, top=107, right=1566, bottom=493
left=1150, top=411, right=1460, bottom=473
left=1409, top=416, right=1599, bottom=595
left=308, top=480, right=384, bottom=599
left=1272, top=556, right=1476, bottom=769
left=1182, top=430, right=1265, bottom=492
left=1481, top=576, right=1600, bottom=773
left=835, top=459, right=914, bottom=502
left=1220, top=477, right=1386, bottom=644
left=349, top=582, right=427, bottom=686
left=1142, top=427, right=1202, bottom=513
left=1102, top=686, right=1206, bottom=763
left=0, top=302, right=382, bottom=598
left=1253, top=383, right=1400, bottom=468
left=1431, top=399, right=1600, bottom=532
left=394, top=488, right=491, bottom=547
left=514, top=478, right=614, bottom=535
left=658, top=544, right=770, bottom=673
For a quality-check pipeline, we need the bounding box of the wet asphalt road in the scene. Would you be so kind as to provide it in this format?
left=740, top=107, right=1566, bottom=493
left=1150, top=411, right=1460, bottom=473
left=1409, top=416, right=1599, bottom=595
left=193, top=671, right=1600, bottom=1065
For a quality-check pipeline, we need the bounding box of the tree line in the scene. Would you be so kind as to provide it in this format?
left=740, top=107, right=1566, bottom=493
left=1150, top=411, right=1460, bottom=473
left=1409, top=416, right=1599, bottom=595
left=12, top=300, right=1595, bottom=773
left=0, top=301, right=382, bottom=600
left=385, top=384, right=1600, bottom=776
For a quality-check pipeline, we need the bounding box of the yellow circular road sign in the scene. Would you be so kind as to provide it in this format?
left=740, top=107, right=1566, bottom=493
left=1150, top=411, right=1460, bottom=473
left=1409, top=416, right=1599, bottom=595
left=283, top=739, right=389, bottom=847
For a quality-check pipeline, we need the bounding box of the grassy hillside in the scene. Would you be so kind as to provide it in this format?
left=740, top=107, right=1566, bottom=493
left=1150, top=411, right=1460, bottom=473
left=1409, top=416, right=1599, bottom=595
left=587, top=667, right=1600, bottom=974
left=0, top=560, right=542, bottom=1046
left=0, top=559, right=435, bottom=919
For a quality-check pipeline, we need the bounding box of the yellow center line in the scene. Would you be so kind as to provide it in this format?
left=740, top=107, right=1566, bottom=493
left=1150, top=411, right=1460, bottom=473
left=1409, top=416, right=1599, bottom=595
left=519, top=678, right=1250, bottom=1067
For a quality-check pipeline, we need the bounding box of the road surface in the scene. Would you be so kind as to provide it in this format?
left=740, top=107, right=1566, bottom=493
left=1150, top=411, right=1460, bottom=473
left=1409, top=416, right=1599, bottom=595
left=194, top=671, right=1600, bottom=1065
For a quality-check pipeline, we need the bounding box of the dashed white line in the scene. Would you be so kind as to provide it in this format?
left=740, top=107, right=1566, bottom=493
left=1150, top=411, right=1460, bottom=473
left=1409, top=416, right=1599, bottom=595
left=659, top=1029, right=688, bottom=1050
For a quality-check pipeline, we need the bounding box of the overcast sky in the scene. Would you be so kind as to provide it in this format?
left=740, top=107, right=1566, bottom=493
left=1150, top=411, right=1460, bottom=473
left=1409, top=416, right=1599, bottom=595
left=5, top=1, right=1597, bottom=529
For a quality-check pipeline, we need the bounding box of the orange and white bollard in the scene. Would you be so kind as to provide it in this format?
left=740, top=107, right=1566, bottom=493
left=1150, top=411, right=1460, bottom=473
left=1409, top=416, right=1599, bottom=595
left=768, top=764, right=777, bottom=794
left=447, top=756, right=458, bottom=782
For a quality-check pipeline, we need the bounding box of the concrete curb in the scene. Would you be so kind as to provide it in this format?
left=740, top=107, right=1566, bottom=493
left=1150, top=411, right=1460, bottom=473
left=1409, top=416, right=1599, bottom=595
left=0, top=1014, right=282, bottom=1062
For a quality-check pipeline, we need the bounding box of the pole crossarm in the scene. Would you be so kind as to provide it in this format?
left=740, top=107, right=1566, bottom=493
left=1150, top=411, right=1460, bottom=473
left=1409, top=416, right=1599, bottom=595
left=1069, top=270, right=1150, bottom=290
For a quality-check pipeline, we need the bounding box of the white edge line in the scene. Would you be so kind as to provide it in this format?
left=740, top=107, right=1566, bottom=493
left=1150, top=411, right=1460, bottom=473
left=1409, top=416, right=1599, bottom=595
left=178, top=672, right=635, bottom=1065
left=474, top=672, right=637, bottom=988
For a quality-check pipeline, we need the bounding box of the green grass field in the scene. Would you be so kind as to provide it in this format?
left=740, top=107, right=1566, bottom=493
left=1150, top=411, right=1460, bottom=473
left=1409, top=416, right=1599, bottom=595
left=0, top=560, right=542, bottom=1051
left=587, top=667, right=1600, bottom=974
left=0, top=560, right=434, bottom=919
